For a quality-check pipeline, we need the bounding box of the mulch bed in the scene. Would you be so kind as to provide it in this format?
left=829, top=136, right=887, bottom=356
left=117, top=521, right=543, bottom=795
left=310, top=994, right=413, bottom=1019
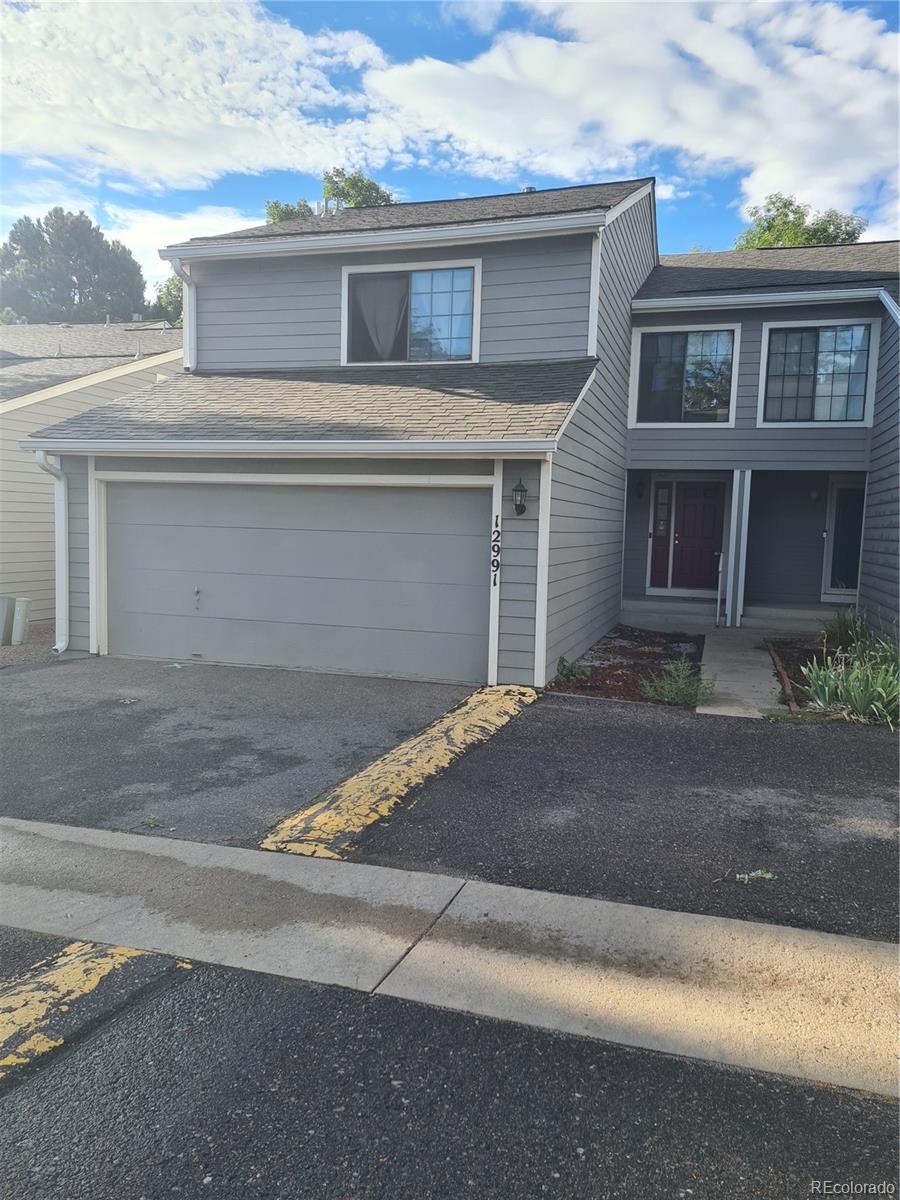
left=768, top=634, right=830, bottom=708
left=546, top=624, right=705, bottom=702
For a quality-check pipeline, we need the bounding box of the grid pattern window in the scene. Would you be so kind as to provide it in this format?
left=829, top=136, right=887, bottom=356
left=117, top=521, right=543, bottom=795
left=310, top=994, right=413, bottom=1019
left=348, top=267, right=475, bottom=364
left=636, top=330, right=734, bottom=424
left=764, top=325, right=870, bottom=422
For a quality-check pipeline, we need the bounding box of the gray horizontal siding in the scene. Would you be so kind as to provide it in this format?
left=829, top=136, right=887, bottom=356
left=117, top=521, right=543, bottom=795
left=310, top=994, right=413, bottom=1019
left=546, top=196, right=657, bottom=678
left=858, top=314, right=899, bottom=634
left=0, top=355, right=181, bottom=621
left=498, top=459, right=541, bottom=686
left=627, top=301, right=881, bottom=471
left=192, top=235, right=593, bottom=371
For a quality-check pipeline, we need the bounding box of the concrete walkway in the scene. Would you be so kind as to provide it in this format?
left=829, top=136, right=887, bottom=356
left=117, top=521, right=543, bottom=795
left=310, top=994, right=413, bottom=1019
left=1, top=817, right=895, bottom=1095
left=697, top=628, right=781, bottom=718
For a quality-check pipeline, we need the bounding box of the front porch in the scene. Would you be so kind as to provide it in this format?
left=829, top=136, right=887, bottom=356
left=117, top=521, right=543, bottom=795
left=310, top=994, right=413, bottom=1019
left=622, top=469, right=866, bottom=632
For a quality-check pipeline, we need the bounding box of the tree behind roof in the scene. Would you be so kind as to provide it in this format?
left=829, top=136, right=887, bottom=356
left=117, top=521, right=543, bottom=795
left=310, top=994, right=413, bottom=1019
left=265, top=170, right=392, bottom=223
left=734, top=193, right=867, bottom=248
left=0, top=208, right=145, bottom=322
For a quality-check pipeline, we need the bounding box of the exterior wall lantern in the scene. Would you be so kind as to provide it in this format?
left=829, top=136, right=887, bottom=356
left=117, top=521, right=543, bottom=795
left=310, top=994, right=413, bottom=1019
left=512, top=478, right=528, bottom=516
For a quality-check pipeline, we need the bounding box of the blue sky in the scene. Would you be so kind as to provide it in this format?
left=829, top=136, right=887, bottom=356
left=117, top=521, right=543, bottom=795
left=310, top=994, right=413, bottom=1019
left=2, top=0, right=897, bottom=294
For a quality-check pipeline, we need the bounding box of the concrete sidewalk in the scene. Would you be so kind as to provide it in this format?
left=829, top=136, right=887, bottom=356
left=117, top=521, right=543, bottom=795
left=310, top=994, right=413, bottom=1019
left=1, top=817, right=895, bottom=1095
left=698, top=628, right=780, bottom=718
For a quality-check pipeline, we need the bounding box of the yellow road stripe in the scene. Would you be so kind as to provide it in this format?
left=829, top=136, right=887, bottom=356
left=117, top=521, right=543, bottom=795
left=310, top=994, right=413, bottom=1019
left=0, top=940, right=146, bottom=1078
left=261, top=684, right=537, bottom=858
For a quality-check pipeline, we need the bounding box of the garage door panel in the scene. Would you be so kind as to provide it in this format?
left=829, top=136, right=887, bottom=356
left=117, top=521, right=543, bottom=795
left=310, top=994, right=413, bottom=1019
left=108, top=482, right=487, bottom=536
left=109, top=567, right=488, bottom=635
left=105, top=481, right=492, bottom=683
left=107, top=611, right=488, bottom=684
left=107, top=524, right=487, bottom=586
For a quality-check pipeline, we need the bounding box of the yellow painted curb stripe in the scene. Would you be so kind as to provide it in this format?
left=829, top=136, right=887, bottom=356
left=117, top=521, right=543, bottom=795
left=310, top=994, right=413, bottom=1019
left=0, top=940, right=146, bottom=1078
left=261, top=684, right=537, bottom=858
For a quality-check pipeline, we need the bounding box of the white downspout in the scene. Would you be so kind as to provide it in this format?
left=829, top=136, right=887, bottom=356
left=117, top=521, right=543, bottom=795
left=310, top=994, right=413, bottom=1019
left=169, top=256, right=196, bottom=371
left=34, top=451, right=69, bottom=653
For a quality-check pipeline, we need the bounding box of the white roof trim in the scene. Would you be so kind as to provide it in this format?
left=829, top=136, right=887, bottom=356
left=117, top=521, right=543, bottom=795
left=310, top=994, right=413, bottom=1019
left=20, top=436, right=557, bottom=458
left=878, top=287, right=900, bottom=325
left=160, top=209, right=613, bottom=263
left=0, top=348, right=183, bottom=415
left=632, top=287, right=888, bottom=312
left=600, top=181, right=653, bottom=227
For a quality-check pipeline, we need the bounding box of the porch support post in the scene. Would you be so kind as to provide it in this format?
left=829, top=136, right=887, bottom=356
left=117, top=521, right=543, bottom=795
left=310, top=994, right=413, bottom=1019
left=733, top=470, right=753, bottom=628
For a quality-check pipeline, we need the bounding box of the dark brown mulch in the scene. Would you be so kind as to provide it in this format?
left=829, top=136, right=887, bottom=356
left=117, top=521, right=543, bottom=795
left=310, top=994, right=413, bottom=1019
left=546, top=625, right=705, bottom=702
left=768, top=635, right=830, bottom=707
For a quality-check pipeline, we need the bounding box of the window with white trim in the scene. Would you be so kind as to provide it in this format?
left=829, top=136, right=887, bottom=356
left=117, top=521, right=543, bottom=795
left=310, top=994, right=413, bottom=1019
left=763, top=324, right=870, bottom=422
left=636, top=329, right=734, bottom=423
left=347, top=267, right=475, bottom=363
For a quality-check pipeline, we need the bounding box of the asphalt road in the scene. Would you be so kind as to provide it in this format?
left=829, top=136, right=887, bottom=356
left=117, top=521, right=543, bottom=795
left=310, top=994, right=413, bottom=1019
left=2, top=927, right=896, bottom=1200
left=0, top=656, right=469, bottom=847
left=355, top=693, right=899, bottom=940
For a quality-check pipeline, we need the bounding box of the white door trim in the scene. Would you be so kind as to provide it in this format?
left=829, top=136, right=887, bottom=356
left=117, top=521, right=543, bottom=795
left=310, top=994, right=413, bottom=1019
left=488, top=459, right=504, bottom=685
left=821, top=474, right=866, bottom=601
left=87, top=457, right=108, bottom=656
left=533, top=457, right=552, bottom=687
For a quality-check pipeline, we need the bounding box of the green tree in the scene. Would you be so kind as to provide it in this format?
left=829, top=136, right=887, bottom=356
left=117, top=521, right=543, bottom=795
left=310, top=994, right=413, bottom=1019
left=0, top=307, right=24, bottom=324
left=0, top=208, right=145, bottom=323
left=265, top=198, right=314, bottom=224
left=322, top=168, right=392, bottom=209
left=147, top=274, right=183, bottom=323
left=734, top=193, right=867, bottom=249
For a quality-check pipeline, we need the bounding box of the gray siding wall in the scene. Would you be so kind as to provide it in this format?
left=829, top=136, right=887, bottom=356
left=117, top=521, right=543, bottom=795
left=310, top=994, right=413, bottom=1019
left=546, top=197, right=657, bottom=677
left=60, top=453, right=539, bottom=682
left=622, top=471, right=651, bottom=599
left=627, top=302, right=881, bottom=471
left=0, top=353, right=181, bottom=620
left=192, top=235, right=593, bottom=370
left=60, top=455, right=90, bottom=650
left=744, top=472, right=830, bottom=605
left=858, top=314, right=899, bottom=634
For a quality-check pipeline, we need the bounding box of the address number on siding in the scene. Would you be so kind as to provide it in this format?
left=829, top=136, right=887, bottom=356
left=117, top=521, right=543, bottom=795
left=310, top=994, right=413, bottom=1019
left=490, top=514, right=501, bottom=588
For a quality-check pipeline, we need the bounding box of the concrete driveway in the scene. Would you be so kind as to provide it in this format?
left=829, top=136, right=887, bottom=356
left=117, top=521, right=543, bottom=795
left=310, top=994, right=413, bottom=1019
left=0, top=656, right=471, bottom=847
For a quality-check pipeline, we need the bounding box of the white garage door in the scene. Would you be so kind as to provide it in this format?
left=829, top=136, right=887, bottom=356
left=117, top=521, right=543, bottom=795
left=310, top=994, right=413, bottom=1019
left=105, top=482, right=492, bottom=683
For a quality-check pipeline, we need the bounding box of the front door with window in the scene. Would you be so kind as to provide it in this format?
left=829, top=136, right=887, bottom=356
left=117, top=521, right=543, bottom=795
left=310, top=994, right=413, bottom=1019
left=648, top=479, right=726, bottom=593
left=822, top=479, right=865, bottom=599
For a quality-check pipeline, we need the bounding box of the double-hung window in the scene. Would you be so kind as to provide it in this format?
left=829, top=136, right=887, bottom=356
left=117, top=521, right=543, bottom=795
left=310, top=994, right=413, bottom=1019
left=762, top=323, right=873, bottom=423
left=346, top=264, right=476, bottom=364
left=633, top=328, right=736, bottom=424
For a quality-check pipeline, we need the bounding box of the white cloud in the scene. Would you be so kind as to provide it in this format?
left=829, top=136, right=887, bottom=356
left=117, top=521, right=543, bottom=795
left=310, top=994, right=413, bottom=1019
left=439, top=2, right=506, bottom=34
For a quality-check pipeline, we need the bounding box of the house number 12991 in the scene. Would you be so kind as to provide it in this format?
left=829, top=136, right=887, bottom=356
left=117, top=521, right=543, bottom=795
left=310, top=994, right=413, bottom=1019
left=490, top=514, right=501, bottom=587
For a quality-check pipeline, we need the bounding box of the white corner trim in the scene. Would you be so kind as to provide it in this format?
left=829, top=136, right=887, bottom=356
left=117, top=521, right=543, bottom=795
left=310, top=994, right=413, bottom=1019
left=627, top=324, right=741, bottom=430
left=93, top=471, right=493, bottom=488
left=632, top=287, right=887, bottom=312
left=533, top=457, right=552, bottom=687
left=755, top=317, right=880, bottom=429
left=586, top=231, right=602, bottom=357
left=0, top=349, right=182, bottom=416
left=87, top=457, right=108, bottom=656
left=33, top=452, right=69, bottom=653
left=734, top=470, right=752, bottom=628
left=339, top=257, right=482, bottom=366
left=160, top=209, right=615, bottom=265
left=170, top=258, right=196, bottom=370
left=598, top=182, right=653, bottom=227
left=19, top=436, right=555, bottom=458
left=553, top=367, right=599, bottom=446
left=724, top=470, right=741, bottom=628
left=879, top=288, right=900, bottom=325
left=488, top=459, right=503, bottom=686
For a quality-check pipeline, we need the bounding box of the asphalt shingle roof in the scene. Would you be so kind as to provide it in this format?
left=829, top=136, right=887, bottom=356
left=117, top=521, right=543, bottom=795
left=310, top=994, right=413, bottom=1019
left=26, top=359, right=597, bottom=445
left=0, top=323, right=183, bottom=402
left=636, top=241, right=899, bottom=302
left=185, top=179, right=653, bottom=245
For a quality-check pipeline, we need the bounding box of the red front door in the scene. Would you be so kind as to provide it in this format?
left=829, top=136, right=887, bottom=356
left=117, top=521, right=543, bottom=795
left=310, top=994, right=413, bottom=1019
left=671, top=482, right=725, bottom=590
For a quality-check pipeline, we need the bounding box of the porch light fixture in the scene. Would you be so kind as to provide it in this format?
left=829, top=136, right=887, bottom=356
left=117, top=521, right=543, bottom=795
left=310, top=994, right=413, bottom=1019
left=512, top=478, right=528, bottom=515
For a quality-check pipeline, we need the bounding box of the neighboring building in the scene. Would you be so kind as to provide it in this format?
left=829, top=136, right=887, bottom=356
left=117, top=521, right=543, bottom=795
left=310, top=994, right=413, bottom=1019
left=19, top=184, right=899, bottom=683
left=1, top=322, right=182, bottom=621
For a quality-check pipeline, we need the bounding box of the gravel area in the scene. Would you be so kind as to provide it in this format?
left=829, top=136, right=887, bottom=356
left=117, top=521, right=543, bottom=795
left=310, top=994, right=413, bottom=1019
left=0, top=619, right=56, bottom=669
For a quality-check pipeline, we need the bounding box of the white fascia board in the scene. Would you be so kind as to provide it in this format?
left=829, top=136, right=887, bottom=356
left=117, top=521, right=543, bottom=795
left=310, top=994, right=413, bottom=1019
left=879, top=288, right=900, bottom=325
left=19, top=436, right=556, bottom=458
left=159, top=210, right=610, bottom=264
left=0, top=349, right=183, bottom=415
left=599, top=182, right=653, bottom=227
left=632, top=288, right=886, bottom=312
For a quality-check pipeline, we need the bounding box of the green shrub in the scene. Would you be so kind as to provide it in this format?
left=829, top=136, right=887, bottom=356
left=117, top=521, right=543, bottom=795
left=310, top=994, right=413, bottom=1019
left=799, top=636, right=899, bottom=730
left=640, top=656, right=714, bottom=707
left=556, top=655, right=590, bottom=684
left=823, top=607, right=870, bottom=648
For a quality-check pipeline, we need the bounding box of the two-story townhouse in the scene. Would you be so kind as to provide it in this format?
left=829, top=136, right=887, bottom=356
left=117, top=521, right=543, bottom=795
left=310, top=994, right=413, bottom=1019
left=20, top=181, right=898, bottom=689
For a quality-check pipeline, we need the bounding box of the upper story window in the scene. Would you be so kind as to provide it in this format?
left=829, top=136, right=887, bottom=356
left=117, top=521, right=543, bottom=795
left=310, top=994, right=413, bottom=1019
left=632, top=327, right=737, bottom=426
left=345, top=263, right=477, bottom=364
left=762, top=323, right=873, bottom=423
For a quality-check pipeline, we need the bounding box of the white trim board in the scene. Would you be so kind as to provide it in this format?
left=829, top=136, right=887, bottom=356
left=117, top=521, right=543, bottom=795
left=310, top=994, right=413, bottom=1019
left=755, top=317, right=880, bottom=429
left=488, top=459, right=504, bottom=686
left=0, top=349, right=182, bottom=415
left=339, top=257, right=482, bottom=367
left=586, top=232, right=601, bottom=358
left=533, top=457, right=552, bottom=688
left=632, top=287, right=890, bottom=312
left=627, top=324, right=741, bottom=430
left=23, top=437, right=556, bottom=457
left=94, top=472, right=494, bottom=488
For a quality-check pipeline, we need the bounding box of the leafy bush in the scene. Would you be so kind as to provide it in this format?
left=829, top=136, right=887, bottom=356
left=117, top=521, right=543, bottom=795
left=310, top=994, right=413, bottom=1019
left=640, top=656, right=714, bottom=707
left=799, top=635, right=899, bottom=730
left=556, top=655, right=590, bottom=683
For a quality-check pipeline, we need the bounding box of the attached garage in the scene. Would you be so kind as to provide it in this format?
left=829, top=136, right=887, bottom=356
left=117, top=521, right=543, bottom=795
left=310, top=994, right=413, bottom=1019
left=105, top=480, right=492, bottom=684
